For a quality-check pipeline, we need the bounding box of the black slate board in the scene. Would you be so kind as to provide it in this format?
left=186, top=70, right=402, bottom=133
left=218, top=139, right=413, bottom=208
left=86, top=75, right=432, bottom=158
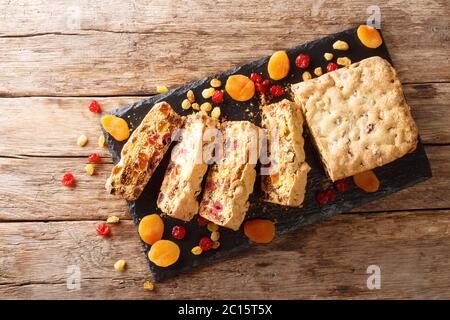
left=102, top=26, right=432, bottom=282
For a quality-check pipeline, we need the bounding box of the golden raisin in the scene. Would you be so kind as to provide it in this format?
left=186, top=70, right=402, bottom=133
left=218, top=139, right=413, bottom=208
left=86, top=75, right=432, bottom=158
left=302, top=71, right=312, bottom=81
left=85, top=164, right=95, bottom=176
left=114, top=259, right=126, bottom=271
left=77, top=134, right=88, bottom=147
left=156, top=85, right=169, bottom=94
left=191, top=246, right=203, bottom=255
left=324, top=52, right=334, bottom=61
left=210, top=78, right=222, bottom=88
left=143, top=280, right=155, bottom=291
left=314, top=67, right=323, bottom=76
left=333, top=40, right=349, bottom=51
left=187, top=90, right=195, bottom=103
left=207, top=222, right=219, bottom=232
left=337, top=57, right=352, bottom=67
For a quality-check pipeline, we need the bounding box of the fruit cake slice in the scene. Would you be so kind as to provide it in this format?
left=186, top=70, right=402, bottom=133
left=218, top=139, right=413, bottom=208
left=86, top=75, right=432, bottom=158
left=157, top=113, right=218, bottom=221
left=261, top=99, right=311, bottom=206
left=291, top=56, right=418, bottom=181
left=199, top=121, right=260, bottom=231
left=105, top=101, right=183, bottom=200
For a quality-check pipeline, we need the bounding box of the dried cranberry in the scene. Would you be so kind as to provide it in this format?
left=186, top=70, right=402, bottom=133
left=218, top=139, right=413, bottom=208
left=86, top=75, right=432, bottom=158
left=172, top=225, right=186, bottom=240
left=205, top=181, right=217, bottom=192
left=269, top=85, right=285, bottom=97
left=212, top=90, right=224, bottom=103
left=334, top=179, right=349, bottom=192
left=88, top=153, right=101, bottom=163
left=148, top=133, right=159, bottom=145
left=197, top=215, right=209, bottom=226
left=96, top=223, right=111, bottom=236
left=255, top=82, right=267, bottom=94
left=295, top=54, right=310, bottom=69
left=213, top=201, right=223, bottom=211
left=366, top=123, right=374, bottom=133
left=61, top=172, right=76, bottom=187
left=88, top=100, right=102, bottom=113
left=315, top=191, right=328, bottom=205
left=199, top=237, right=214, bottom=251
left=327, top=62, right=338, bottom=73
left=326, top=189, right=337, bottom=201
left=262, top=79, right=271, bottom=88
left=250, top=73, right=263, bottom=84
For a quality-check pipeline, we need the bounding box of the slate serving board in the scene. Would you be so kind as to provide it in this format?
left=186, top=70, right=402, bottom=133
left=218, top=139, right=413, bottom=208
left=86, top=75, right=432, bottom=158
left=102, top=26, right=432, bottom=282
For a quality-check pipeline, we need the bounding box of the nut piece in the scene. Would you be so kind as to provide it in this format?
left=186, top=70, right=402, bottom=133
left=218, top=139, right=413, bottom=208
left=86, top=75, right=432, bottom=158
left=333, top=40, right=349, bottom=51
left=210, top=231, right=220, bottom=241
left=200, top=102, right=212, bottom=112
left=324, top=52, right=334, bottom=61
left=202, top=88, right=215, bottom=99
left=207, top=222, right=219, bottom=232
left=107, top=216, right=120, bottom=224
left=181, top=99, right=191, bottom=110
left=314, top=67, right=323, bottom=76
left=187, top=90, right=195, bottom=103
left=302, top=71, right=312, bottom=81
left=210, top=78, right=222, bottom=88
left=212, top=241, right=220, bottom=249
left=77, top=134, right=88, bottom=147
left=192, top=103, right=200, bottom=111
left=114, top=259, right=126, bottom=271
left=211, top=107, right=221, bottom=120
left=98, top=134, right=106, bottom=148
left=85, top=163, right=95, bottom=176
left=143, top=280, right=155, bottom=291
left=191, top=246, right=203, bottom=255
left=156, top=85, right=169, bottom=94
left=337, top=57, right=352, bottom=67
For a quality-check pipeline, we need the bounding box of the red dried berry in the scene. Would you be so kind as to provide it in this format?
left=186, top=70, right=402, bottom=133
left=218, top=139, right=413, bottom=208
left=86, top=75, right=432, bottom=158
left=255, top=82, right=268, bottom=94
left=334, top=179, right=349, bottom=192
left=213, top=201, right=223, bottom=211
left=96, top=223, right=111, bottom=236
left=262, top=79, right=271, bottom=88
left=327, top=62, right=338, bottom=73
left=61, top=172, right=76, bottom=187
left=212, top=90, right=224, bottom=103
left=88, top=100, right=102, bottom=113
left=295, top=54, right=310, bottom=69
left=199, top=237, right=214, bottom=251
left=88, top=153, right=101, bottom=163
left=172, top=225, right=186, bottom=240
left=250, top=73, right=263, bottom=84
left=269, top=85, right=285, bottom=97
left=315, top=191, right=328, bottom=205
left=197, top=215, right=209, bottom=226
left=326, top=189, right=337, bottom=201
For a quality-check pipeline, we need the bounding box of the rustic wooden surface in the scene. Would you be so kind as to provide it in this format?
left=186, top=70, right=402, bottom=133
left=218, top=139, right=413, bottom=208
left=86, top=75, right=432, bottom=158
left=0, top=0, right=449, bottom=299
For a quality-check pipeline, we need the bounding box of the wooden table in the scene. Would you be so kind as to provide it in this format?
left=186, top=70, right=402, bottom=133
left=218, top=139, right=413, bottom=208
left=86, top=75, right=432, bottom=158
left=0, top=0, right=449, bottom=299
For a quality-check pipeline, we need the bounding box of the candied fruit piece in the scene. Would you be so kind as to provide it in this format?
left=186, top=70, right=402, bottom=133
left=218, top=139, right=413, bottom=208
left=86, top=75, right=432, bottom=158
left=268, top=50, right=290, bottom=80
left=225, top=74, right=255, bottom=102
left=353, top=170, right=380, bottom=193
left=148, top=240, right=180, bottom=267
left=138, top=214, right=164, bottom=245
left=244, top=219, right=276, bottom=244
left=357, top=25, right=383, bottom=49
left=101, top=115, right=130, bottom=142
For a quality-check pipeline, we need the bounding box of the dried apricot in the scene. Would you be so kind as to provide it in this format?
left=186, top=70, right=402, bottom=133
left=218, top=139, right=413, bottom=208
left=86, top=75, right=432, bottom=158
left=268, top=50, right=290, bottom=80
left=353, top=170, right=380, bottom=192
left=357, top=25, right=383, bottom=49
left=100, top=115, right=130, bottom=142
left=148, top=240, right=180, bottom=267
left=225, top=74, right=255, bottom=102
left=138, top=214, right=164, bottom=245
left=244, top=219, right=276, bottom=244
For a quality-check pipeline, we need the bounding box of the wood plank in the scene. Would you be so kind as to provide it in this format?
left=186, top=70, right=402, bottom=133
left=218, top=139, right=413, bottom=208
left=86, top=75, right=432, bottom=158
left=0, top=84, right=448, bottom=158
left=0, top=145, right=447, bottom=221
left=1, top=210, right=449, bottom=299
left=0, top=0, right=448, bottom=96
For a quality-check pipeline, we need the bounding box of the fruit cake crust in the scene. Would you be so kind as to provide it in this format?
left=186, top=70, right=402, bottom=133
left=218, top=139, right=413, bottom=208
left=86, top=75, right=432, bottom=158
left=291, top=56, right=418, bottom=181
left=198, top=121, right=260, bottom=231
left=261, top=99, right=310, bottom=207
left=105, top=101, right=183, bottom=200
left=157, top=113, right=218, bottom=222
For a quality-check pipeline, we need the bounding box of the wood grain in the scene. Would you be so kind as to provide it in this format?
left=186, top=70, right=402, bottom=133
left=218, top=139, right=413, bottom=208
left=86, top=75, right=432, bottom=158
left=0, top=145, right=447, bottom=221
left=0, top=84, right=449, bottom=158
left=0, top=0, right=448, bottom=96
left=1, top=210, right=449, bottom=299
